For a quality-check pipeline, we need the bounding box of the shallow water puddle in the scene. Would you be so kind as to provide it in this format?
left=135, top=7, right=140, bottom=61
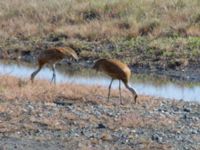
left=0, top=60, right=200, bottom=102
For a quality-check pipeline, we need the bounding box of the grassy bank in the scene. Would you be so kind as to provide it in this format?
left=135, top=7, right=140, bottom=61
left=0, top=0, right=200, bottom=73
left=0, top=75, right=133, bottom=103
left=1, top=36, right=200, bottom=72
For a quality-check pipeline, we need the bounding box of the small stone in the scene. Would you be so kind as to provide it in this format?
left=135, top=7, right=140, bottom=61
left=53, top=101, right=73, bottom=106
left=97, top=123, right=106, bottom=129
left=128, top=135, right=135, bottom=140
left=191, top=129, right=198, bottom=134
left=183, top=114, right=187, bottom=120
left=192, top=116, right=199, bottom=121
left=183, top=108, right=191, bottom=113
left=100, top=133, right=112, bottom=141
left=151, top=134, right=162, bottom=143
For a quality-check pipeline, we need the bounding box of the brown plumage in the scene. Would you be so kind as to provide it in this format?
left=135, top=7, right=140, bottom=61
left=30, top=47, right=78, bottom=83
left=93, top=58, right=137, bottom=104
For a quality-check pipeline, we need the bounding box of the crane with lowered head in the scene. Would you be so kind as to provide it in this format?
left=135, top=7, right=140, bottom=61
left=93, top=58, right=137, bottom=104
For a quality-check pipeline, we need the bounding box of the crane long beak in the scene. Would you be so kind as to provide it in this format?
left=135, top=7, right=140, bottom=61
left=75, top=57, right=79, bottom=62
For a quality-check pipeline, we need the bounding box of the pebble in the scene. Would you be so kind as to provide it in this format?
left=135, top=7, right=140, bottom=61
left=97, top=123, right=106, bottom=129
left=183, top=108, right=191, bottom=113
left=151, top=134, right=163, bottom=143
left=0, top=96, right=199, bottom=149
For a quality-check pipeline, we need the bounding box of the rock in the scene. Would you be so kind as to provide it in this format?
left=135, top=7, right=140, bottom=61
left=100, top=132, right=112, bottom=141
left=190, top=129, right=198, bottom=134
left=53, top=101, right=73, bottom=106
left=183, top=108, right=191, bottom=113
left=183, top=114, right=188, bottom=120
left=0, top=112, right=11, bottom=121
left=97, top=123, right=106, bottom=129
left=151, top=134, right=163, bottom=143
left=171, top=105, right=179, bottom=112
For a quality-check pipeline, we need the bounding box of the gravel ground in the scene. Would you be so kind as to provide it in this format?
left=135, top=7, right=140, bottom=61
left=0, top=95, right=199, bottom=150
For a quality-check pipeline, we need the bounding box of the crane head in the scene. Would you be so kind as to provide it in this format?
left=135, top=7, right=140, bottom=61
left=60, top=47, right=79, bottom=61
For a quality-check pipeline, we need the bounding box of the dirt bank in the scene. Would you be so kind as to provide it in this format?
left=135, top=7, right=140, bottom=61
left=1, top=36, right=200, bottom=82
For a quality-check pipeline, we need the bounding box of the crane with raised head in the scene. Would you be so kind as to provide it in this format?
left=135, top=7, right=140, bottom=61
left=30, top=47, right=78, bottom=84
left=93, top=58, right=137, bottom=104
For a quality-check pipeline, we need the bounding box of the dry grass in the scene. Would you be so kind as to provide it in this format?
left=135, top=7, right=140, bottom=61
left=0, top=0, right=199, bottom=41
left=0, top=75, right=88, bottom=102
left=0, top=75, right=132, bottom=104
left=118, top=111, right=178, bottom=129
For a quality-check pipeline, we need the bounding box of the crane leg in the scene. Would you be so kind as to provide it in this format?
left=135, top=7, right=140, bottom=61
left=51, top=64, right=56, bottom=84
left=107, top=79, right=114, bottom=102
left=119, top=80, right=122, bottom=104
left=30, top=65, right=42, bottom=83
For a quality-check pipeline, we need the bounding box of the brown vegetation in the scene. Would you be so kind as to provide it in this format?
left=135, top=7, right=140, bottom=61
left=0, top=75, right=131, bottom=104
left=0, top=0, right=199, bottom=74
left=0, top=0, right=199, bottom=42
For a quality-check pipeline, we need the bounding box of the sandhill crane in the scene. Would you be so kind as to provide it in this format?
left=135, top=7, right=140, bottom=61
left=30, top=47, right=78, bottom=83
left=93, top=58, right=137, bottom=104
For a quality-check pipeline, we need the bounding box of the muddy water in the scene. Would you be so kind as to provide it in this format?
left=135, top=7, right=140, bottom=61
left=0, top=60, right=200, bottom=102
